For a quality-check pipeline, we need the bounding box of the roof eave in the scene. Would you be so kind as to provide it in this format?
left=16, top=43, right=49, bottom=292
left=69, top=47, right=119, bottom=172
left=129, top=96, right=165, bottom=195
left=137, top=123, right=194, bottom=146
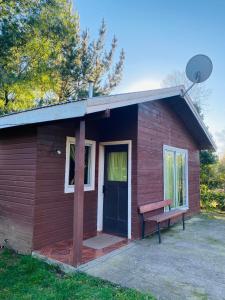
left=181, top=91, right=217, bottom=151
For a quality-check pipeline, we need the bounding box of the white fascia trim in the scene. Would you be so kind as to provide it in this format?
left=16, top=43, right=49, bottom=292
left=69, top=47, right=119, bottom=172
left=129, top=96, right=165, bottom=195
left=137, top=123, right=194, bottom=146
left=86, top=86, right=182, bottom=114
left=0, top=101, right=86, bottom=129
left=64, top=136, right=96, bottom=193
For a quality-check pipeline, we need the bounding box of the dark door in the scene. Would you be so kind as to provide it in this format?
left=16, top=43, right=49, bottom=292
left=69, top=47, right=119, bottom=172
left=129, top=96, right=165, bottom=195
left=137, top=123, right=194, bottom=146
left=103, top=145, right=128, bottom=237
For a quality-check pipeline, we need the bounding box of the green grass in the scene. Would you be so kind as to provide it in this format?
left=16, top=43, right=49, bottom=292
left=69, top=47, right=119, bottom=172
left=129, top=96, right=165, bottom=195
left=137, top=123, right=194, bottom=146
left=0, top=249, right=154, bottom=300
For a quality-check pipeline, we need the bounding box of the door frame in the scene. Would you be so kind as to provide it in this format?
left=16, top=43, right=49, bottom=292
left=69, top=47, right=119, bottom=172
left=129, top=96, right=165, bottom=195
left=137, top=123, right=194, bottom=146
left=97, top=140, right=132, bottom=239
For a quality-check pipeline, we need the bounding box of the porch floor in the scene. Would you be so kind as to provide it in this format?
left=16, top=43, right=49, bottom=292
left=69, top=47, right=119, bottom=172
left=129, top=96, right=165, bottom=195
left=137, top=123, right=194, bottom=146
left=35, top=233, right=129, bottom=265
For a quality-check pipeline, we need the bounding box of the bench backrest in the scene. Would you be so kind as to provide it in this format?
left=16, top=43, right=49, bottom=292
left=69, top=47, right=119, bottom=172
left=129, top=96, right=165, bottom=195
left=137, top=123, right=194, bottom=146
left=138, top=199, right=172, bottom=214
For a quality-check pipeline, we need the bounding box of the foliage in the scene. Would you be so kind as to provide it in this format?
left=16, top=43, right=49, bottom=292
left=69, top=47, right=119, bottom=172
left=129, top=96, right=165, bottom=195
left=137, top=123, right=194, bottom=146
left=161, top=70, right=211, bottom=117
left=0, top=249, right=154, bottom=300
left=200, top=150, right=218, bottom=165
left=200, top=151, right=225, bottom=211
left=0, top=0, right=125, bottom=114
left=200, top=184, right=225, bottom=211
left=200, top=152, right=219, bottom=190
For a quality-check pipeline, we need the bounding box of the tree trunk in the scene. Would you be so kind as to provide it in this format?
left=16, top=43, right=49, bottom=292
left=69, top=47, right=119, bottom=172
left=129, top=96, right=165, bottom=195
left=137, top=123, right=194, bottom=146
left=4, top=90, right=9, bottom=107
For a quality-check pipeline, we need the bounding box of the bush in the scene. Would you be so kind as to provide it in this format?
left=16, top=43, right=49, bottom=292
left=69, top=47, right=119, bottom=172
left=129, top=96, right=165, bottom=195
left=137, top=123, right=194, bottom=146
left=200, top=184, right=225, bottom=211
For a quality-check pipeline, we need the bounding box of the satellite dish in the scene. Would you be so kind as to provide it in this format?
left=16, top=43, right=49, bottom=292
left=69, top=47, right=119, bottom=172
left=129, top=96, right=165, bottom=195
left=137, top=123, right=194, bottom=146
left=186, top=54, right=213, bottom=83
left=182, top=54, right=213, bottom=96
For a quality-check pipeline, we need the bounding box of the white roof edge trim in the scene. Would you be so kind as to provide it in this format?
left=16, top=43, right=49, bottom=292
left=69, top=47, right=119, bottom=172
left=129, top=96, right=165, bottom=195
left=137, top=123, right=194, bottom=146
left=0, top=101, right=86, bottom=129
left=86, top=86, right=182, bottom=114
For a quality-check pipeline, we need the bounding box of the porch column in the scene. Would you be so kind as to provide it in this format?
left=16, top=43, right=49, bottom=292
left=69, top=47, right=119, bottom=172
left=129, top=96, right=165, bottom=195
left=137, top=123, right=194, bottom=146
left=72, top=119, right=85, bottom=267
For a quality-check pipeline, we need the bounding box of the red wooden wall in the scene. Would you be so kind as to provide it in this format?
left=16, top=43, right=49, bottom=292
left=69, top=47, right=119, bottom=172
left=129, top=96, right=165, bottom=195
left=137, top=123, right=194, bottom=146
left=33, top=105, right=138, bottom=249
left=136, top=100, right=200, bottom=236
left=0, top=127, right=37, bottom=253
left=0, top=100, right=201, bottom=253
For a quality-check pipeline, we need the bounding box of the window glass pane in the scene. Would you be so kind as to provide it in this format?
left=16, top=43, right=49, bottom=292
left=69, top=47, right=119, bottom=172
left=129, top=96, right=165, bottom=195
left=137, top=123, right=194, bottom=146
left=164, top=150, right=175, bottom=207
left=68, top=144, right=91, bottom=186
left=176, top=152, right=186, bottom=207
left=69, top=144, right=75, bottom=185
left=84, top=146, right=91, bottom=185
left=107, top=152, right=127, bottom=182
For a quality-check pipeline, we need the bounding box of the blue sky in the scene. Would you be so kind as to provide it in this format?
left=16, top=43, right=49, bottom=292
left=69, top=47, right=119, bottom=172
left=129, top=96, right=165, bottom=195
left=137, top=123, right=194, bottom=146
left=75, top=0, right=225, bottom=155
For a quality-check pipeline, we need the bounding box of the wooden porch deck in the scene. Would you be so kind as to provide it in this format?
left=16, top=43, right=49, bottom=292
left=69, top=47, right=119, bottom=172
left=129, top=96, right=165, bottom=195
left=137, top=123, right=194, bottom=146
left=36, top=234, right=129, bottom=266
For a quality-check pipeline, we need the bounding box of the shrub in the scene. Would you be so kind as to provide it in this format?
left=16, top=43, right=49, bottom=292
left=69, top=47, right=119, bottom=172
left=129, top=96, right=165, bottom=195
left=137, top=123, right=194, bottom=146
left=200, top=184, right=225, bottom=211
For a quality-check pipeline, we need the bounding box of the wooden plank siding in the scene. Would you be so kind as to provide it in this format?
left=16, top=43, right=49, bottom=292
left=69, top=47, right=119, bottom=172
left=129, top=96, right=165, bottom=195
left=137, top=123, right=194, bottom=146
left=0, top=127, right=37, bottom=253
left=33, top=105, right=138, bottom=249
left=33, top=122, right=99, bottom=249
left=136, top=100, right=200, bottom=236
left=0, top=100, right=201, bottom=253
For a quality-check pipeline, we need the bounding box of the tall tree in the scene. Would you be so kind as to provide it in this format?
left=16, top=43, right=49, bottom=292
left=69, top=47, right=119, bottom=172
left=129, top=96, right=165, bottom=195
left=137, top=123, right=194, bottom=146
left=56, top=19, right=125, bottom=101
left=0, top=0, right=125, bottom=113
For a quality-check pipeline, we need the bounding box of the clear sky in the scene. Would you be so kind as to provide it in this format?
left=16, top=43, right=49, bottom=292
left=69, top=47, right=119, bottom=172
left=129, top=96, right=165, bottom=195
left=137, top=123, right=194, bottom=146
left=75, top=0, right=225, bottom=155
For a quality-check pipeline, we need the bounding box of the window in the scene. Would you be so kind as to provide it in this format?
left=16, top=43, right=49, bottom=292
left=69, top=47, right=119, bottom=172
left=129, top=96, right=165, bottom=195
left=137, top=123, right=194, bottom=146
left=163, top=145, right=188, bottom=209
left=65, top=137, right=96, bottom=193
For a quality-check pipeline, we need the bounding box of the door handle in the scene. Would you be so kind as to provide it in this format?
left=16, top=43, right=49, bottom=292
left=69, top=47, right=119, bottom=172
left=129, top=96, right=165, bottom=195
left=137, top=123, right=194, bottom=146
left=102, top=185, right=105, bottom=194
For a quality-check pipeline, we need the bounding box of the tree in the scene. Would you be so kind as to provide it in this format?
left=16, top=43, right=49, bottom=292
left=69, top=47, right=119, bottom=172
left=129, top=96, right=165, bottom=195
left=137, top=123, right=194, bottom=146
left=0, top=0, right=125, bottom=113
left=57, top=19, right=125, bottom=101
left=200, top=151, right=219, bottom=189
left=161, top=70, right=211, bottom=117
left=200, top=150, right=218, bottom=165
left=0, top=0, right=65, bottom=113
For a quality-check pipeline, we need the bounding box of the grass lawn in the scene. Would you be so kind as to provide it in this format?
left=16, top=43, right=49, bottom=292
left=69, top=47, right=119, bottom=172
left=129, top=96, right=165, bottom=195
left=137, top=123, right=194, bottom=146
left=0, top=249, right=155, bottom=300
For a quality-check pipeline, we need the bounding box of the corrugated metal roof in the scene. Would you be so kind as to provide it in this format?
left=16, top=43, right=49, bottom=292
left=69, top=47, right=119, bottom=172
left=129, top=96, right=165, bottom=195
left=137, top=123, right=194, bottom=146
left=0, top=86, right=216, bottom=150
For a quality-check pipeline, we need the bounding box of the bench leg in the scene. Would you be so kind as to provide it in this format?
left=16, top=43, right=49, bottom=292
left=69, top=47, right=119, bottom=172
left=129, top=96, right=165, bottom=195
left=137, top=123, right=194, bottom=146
left=168, top=219, right=170, bottom=228
left=141, top=216, right=145, bottom=239
left=182, top=213, right=185, bottom=230
left=157, top=223, right=161, bottom=244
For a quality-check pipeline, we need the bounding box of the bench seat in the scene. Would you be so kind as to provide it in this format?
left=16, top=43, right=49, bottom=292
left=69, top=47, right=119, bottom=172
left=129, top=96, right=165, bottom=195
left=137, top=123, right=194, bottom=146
left=138, top=199, right=188, bottom=243
left=146, top=209, right=188, bottom=223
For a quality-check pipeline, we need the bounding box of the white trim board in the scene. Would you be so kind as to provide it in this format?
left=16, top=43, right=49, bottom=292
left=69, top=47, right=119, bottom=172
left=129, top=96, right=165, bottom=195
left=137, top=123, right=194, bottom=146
left=97, top=140, right=132, bottom=239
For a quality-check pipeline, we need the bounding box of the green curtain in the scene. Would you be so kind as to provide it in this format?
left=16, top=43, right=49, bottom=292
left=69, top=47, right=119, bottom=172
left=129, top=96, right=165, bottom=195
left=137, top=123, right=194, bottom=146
left=164, top=149, right=187, bottom=208
left=165, top=150, right=175, bottom=207
left=107, top=152, right=127, bottom=182
left=176, top=153, right=186, bottom=207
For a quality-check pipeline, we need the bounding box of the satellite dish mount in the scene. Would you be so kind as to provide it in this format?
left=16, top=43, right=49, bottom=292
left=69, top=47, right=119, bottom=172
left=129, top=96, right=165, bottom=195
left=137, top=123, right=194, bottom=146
left=182, top=54, right=213, bottom=97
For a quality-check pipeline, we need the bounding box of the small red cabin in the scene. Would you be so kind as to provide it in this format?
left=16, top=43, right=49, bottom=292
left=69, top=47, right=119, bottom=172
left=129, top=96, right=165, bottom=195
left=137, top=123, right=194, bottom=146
left=0, top=87, right=215, bottom=266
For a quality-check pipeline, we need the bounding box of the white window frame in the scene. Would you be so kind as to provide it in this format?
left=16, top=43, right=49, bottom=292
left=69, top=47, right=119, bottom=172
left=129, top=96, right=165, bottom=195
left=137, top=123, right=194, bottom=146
left=64, top=136, right=96, bottom=193
left=163, top=145, right=189, bottom=210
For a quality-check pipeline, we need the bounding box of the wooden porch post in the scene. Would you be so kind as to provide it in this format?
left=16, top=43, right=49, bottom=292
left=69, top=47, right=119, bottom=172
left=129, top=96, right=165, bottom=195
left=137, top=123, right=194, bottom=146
left=72, top=119, right=85, bottom=267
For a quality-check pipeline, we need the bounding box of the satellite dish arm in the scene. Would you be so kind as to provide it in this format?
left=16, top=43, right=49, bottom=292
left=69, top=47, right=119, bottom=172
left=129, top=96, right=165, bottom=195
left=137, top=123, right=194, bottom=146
left=181, top=81, right=196, bottom=97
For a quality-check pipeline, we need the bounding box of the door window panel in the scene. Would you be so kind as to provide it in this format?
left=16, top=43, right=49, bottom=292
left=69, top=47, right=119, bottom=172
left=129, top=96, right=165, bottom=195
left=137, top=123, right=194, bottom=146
left=107, top=151, right=127, bottom=182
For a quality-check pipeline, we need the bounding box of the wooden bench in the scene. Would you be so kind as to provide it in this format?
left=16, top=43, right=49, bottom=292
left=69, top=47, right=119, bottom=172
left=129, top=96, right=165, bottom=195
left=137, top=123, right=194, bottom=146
left=138, top=200, right=188, bottom=243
